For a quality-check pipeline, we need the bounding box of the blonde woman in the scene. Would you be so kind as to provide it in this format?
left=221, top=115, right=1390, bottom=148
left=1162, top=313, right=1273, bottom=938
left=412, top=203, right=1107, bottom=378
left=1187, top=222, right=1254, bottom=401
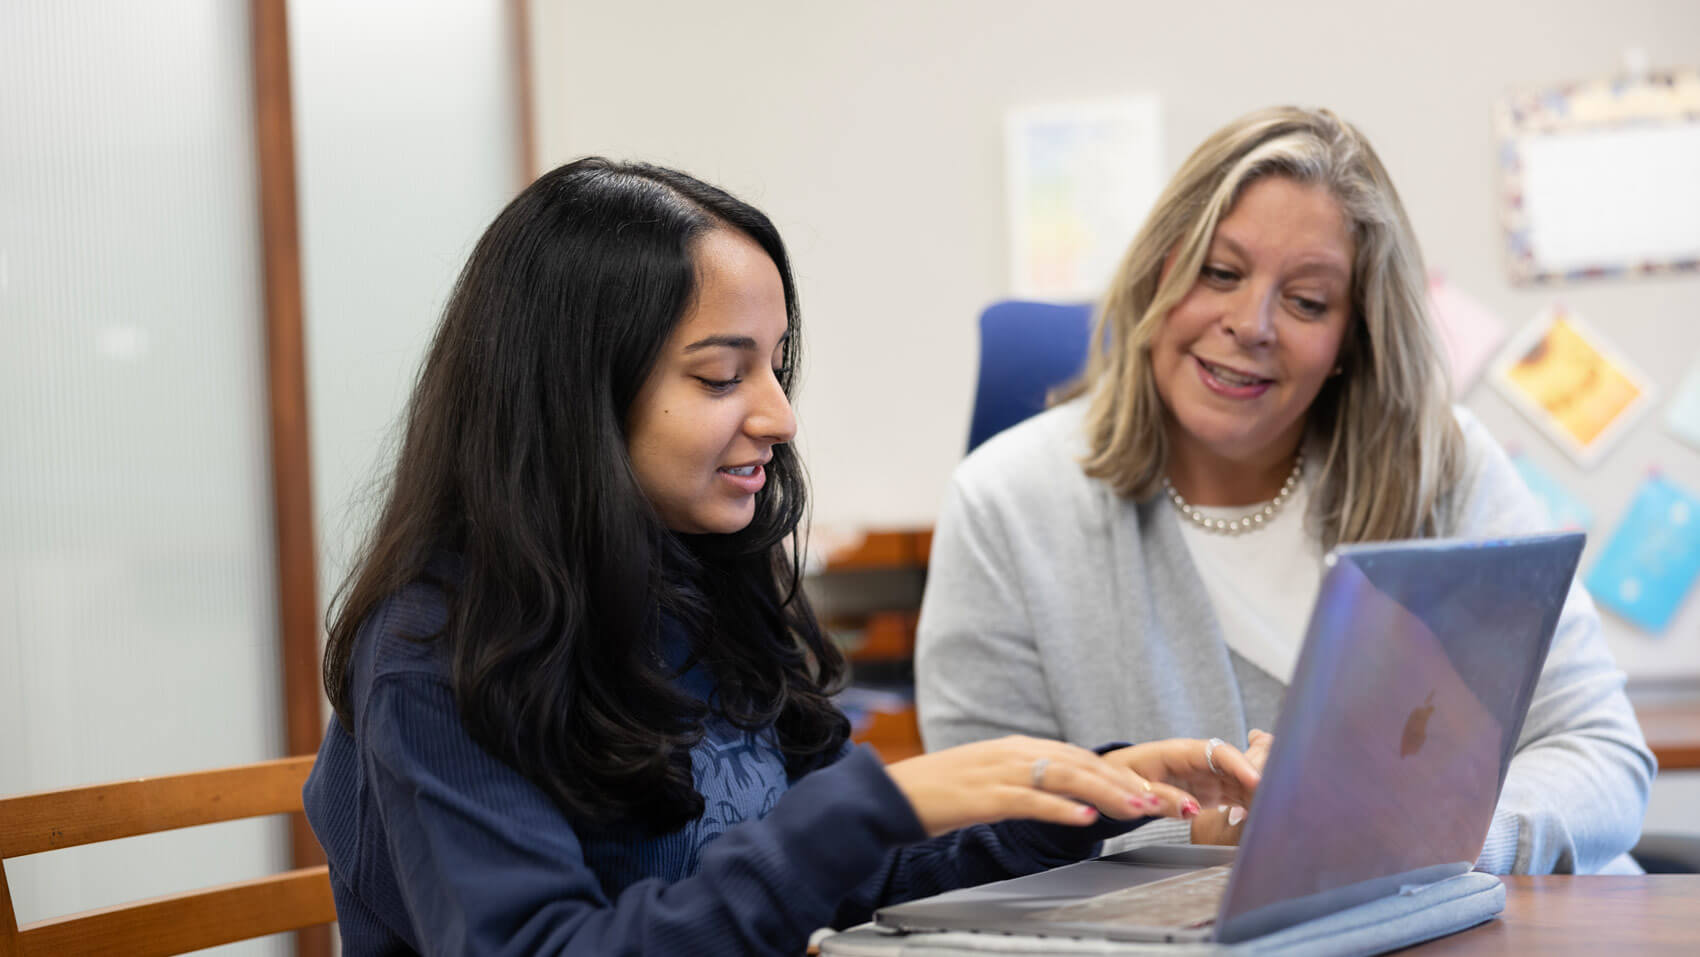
left=915, top=107, right=1654, bottom=873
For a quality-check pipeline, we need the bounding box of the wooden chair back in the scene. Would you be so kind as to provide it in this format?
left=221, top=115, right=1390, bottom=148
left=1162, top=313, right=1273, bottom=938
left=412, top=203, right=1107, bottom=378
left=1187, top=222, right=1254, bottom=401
left=0, top=755, right=334, bottom=957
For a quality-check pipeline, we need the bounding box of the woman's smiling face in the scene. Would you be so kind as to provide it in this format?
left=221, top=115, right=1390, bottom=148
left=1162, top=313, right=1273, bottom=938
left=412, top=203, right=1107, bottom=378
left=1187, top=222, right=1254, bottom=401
left=625, top=228, right=796, bottom=535
left=1149, top=176, right=1355, bottom=469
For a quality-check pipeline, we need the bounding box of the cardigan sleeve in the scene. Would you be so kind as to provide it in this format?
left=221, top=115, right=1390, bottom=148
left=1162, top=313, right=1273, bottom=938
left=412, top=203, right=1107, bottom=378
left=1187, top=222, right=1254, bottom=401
left=1451, top=410, right=1655, bottom=873
left=356, top=673, right=925, bottom=956
left=916, top=470, right=1066, bottom=750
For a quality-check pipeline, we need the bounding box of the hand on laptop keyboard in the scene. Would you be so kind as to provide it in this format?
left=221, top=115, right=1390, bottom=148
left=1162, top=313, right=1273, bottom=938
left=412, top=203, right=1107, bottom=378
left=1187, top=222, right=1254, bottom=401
left=1099, top=732, right=1266, bottom=818
left=1193, top=729, right=1270, bottom=846
left=884, top=735, right=1183, bottom=837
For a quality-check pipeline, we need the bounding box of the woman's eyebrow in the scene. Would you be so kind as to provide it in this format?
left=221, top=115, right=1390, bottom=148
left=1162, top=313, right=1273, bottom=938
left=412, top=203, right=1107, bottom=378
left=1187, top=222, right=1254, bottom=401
left=1214, top=234, right=1348, bottom=280
left=682, top=332, right=790, bottom=353
left=1288, top=261, right=1349, bottom=282
left=683, top=334, right=758, bottom=353
left=1213, top=235, right=1249, bottom=260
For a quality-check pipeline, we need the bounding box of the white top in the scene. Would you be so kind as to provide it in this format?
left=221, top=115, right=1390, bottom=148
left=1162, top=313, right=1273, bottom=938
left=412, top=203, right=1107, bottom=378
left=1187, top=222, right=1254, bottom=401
left=1174, top=476, right=1323, bottom=684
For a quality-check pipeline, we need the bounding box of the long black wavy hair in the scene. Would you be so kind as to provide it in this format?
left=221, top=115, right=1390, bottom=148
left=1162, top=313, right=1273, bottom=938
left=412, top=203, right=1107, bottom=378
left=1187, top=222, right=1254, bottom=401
left=322, top=158, right=849, bottom=834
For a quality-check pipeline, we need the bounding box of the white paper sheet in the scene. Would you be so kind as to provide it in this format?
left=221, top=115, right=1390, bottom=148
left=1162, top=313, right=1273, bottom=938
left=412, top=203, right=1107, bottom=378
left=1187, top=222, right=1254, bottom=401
left=1519, top=124, right=1700, bottom=274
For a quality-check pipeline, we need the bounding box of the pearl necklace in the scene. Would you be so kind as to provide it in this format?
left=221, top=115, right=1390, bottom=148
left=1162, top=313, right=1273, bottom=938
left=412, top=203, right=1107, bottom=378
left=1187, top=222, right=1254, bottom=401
left=1162, top=453, right=1304, bottom=536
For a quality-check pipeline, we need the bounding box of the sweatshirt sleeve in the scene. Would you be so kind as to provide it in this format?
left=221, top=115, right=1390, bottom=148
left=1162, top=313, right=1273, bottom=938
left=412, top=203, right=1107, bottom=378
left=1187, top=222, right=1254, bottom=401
left=356, top=673, right=927, bottom=956
left=1451, top=410, right=1656, bottom=874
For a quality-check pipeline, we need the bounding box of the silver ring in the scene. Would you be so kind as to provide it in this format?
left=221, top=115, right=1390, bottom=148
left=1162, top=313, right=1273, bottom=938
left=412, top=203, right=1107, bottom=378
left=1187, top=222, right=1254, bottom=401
left=1030, top=757, right=1051, bottom=790
left=1204, top=737, right=1227, bottom=776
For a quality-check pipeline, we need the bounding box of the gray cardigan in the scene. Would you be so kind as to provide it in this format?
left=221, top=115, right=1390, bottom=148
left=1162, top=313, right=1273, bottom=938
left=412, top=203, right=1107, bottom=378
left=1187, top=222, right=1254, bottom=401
left=915, top=400, right=1654, bottom=874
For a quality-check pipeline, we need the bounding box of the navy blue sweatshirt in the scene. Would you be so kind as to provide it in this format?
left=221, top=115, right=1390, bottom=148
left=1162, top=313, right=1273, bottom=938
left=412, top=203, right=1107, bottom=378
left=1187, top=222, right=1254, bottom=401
left=303, top=576, right=1144, bottom=956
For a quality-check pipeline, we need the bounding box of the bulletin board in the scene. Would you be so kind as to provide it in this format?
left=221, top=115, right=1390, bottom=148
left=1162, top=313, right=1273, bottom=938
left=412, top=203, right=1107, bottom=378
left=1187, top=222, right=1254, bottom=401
left=1497, top=68, right=1700, bottom=284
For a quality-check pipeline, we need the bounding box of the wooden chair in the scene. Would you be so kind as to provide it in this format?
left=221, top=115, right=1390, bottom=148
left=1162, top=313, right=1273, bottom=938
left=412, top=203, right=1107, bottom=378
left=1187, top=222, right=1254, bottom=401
left=0, top=755, right=335, bottom=957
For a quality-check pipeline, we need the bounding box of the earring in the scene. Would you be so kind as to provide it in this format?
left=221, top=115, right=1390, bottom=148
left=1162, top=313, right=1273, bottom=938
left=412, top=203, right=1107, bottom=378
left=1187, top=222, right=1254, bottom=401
left=1331, top=365, right=1344, bottom=376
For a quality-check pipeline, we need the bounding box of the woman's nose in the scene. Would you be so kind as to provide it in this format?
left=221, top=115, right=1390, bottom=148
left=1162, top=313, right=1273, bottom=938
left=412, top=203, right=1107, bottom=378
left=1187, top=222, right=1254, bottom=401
left=1225, top=288, right=1277, bottom=346
left=748, top=373, right=797, bottom=444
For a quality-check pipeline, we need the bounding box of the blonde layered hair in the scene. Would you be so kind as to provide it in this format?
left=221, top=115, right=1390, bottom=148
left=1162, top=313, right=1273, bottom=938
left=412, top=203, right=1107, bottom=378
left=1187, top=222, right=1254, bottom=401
left=1070, top=106, right=1464, bottom=546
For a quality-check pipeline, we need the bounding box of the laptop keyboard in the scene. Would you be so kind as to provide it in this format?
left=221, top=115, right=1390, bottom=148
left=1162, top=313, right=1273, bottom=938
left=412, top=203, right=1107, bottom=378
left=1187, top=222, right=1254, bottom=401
left=1027, top=865, right=1231, bottom=928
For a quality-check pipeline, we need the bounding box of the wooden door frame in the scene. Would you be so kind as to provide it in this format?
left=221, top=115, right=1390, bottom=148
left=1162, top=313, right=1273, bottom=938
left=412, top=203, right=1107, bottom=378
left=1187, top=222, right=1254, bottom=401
left=250, top=2, right=537, bottom=954
left=250, top=1, right=329, bottom=955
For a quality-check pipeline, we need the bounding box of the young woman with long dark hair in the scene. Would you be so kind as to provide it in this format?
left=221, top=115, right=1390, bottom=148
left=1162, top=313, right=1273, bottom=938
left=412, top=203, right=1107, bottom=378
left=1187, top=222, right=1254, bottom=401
left=303, top=158, right=1262, bottom=956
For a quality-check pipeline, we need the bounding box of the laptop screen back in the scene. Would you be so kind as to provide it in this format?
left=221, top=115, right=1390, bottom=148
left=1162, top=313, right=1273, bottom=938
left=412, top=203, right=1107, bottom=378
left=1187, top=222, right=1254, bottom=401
left=1216, top=533, right=1582, bottom=942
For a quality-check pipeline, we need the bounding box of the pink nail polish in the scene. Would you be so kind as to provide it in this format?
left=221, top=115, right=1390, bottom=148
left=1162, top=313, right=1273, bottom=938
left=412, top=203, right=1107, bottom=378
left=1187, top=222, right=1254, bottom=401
left=1183, top=800, right=1200, bottom=817
left=1079, top=805, right=1099, bottom=822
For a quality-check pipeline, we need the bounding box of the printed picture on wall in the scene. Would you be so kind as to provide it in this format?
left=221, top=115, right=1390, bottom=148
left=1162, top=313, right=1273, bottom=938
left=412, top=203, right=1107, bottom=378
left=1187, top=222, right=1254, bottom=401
left=1665, top=357, right=1700, bottom=453
left=1495, top=67, right=1700, bottom=284
left=1427, top=272, right=1508, bottom=396
left=1005, top=95, right=1162, bottom=301
left=1509, top=451, right=1593, bottom=531
left=1585, top=473, right=1700, bottom=634
left=1491, top=306, right=1653, bottom=466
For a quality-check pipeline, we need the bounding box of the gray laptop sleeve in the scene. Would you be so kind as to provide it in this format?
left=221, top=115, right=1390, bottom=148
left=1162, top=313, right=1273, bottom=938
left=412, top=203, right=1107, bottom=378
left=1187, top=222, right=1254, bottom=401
left=820, top=871, right=1504, bottom=957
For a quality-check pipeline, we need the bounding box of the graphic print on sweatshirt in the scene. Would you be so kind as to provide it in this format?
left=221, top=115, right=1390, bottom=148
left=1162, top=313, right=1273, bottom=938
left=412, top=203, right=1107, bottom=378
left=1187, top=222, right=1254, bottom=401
left=684, top=724, right=787, bottom=873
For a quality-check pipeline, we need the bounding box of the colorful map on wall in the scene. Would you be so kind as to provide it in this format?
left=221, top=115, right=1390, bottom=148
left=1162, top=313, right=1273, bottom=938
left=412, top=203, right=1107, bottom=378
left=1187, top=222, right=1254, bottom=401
left=1005, top=95, right=1162, bottom=300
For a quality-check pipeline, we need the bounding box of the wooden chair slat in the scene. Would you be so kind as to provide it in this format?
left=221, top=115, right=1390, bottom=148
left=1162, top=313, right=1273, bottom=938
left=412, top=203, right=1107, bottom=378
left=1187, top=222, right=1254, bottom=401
left=1, top=755, right=334, bottom=956
left=15, top=866, right=334, bottom=957
left=0, top=756, right=315, bottom=858
left=1, top=862, right=20, bottom=957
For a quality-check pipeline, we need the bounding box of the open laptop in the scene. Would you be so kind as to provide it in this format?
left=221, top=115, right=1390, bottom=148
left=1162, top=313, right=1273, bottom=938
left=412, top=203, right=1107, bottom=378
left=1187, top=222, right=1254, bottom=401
left=876, top=531, right=1584, bottom=944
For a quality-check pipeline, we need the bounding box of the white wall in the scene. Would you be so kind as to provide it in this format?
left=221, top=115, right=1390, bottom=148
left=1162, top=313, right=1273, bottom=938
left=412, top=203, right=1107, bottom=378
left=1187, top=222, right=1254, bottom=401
left=1, top=3, right=285, bottom=952
left=532, top=0, right=1700, bottom=682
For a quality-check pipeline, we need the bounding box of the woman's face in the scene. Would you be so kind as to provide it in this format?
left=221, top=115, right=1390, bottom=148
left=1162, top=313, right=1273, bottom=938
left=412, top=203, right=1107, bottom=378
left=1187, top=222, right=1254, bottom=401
left=1149, top=176, right=1354, bottom=468
left=626, top=229, right=796, bottom=535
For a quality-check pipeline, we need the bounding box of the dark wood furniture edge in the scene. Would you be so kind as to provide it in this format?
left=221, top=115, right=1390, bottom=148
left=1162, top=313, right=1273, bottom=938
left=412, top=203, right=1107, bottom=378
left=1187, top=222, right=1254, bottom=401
left=250, top=2, right=330, bottom=955
left=1634, top=699, right=1700, bottom=771
left=508, top=0, right=537, bottom=188
left=816, top=529, right=932, bottom=572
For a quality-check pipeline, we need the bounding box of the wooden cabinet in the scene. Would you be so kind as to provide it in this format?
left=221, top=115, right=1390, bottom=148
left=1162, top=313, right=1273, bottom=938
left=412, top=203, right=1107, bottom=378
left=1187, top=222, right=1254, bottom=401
left=811, top=529, right=930, bottom=763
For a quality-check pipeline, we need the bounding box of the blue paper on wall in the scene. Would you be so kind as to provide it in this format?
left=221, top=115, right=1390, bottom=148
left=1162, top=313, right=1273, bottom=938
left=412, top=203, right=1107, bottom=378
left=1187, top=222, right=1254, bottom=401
left=1585, top=474, right=1700, bottom=633
left=1511, top=452, right=1593, bottom=530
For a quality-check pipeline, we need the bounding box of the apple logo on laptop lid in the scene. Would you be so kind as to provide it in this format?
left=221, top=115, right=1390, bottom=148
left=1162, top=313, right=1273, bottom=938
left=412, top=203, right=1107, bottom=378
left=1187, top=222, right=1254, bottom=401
left=1401, top=691, right=1436, bottom=758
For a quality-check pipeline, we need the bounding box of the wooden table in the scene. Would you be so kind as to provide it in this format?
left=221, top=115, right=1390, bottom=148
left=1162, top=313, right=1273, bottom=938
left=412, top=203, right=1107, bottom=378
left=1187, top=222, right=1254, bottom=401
left=813, top=877, right=1700, bottom=955
left=1389, top=876, right=1700, bottom=954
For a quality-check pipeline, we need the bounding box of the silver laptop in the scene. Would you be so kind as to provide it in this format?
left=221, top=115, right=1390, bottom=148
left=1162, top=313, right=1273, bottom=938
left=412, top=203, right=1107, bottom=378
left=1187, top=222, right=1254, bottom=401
left=876, top=531, right=1584, bottom=944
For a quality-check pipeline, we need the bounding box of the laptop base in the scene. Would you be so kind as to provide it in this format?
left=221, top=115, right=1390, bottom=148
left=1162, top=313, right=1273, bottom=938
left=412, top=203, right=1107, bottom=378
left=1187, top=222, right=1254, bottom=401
left=875, top=846, right=1235, bottom=943
left=832, top=869, right=1504, bottom=956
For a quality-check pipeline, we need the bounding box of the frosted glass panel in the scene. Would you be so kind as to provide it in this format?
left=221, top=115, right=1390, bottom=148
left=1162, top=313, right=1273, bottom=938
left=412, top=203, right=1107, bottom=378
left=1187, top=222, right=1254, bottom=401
left=0, top=3, right=286, bottom=953
left=290, top=0, right=518, bottom=634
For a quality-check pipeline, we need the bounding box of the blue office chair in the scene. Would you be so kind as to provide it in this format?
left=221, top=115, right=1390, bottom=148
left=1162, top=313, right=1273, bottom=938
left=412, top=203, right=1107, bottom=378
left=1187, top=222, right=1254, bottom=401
left=965, top=300, right=1096, bottom=454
